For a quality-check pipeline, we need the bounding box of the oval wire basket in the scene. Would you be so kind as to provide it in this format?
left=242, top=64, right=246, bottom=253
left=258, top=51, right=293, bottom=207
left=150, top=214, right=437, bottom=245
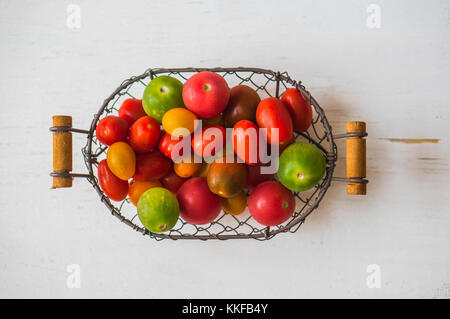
left=50, top=67, right=368, bottom=241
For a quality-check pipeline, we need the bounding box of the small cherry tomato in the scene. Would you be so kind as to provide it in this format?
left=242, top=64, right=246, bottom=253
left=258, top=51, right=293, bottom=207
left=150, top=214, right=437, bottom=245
left=118, top=98, right=146, bottom=126
left=202, top=114, right=225, bottom=127
left=280, top=88, right=312, bottom=132
left=245, top=163, right=275, bottom=189
left=97, top=159, right=129, bottom=201
left=195, top=162, right=211, bottom=178
left=129, top=116, right=161, bottom=153
left=222, top=191, right=247, bottom=215
left=256, top=97, right=293, bottom=145
left=160, top=168, right=186, bottom=194
left=278, top=134, right=296, bottom=153
left=106, top=142, right=136, bottom=180
left=128, top=179, right=161, bottom=206
left=96, top=116, right=129, bottom=146
left=173, top=154, right=202, bottom=178
left=158, top=132, right=184, bottom=160
left=191, top=125, right=226, bottom=157
left=207, top=159, right=248, bottom=198
left=134, top=151, right=172, bottom=181
left=223, top=84, right=261, bottom=127
left=232, top=120, right=260, bottom=165
left=162, top=108, right=198, bottom=137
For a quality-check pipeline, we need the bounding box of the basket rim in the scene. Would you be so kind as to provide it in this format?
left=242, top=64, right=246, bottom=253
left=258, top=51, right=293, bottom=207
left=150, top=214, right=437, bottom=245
left=83, top=67, right=337, bottom=240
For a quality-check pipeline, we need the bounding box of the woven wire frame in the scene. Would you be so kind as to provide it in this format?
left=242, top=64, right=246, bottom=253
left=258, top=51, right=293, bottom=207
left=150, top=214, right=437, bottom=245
left=82, top=67, right=337, bottom=240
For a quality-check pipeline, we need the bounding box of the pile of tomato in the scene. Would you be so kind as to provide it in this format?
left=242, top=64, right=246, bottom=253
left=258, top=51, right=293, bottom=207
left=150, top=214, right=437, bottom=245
left=95, top=71, right=326, bottom=233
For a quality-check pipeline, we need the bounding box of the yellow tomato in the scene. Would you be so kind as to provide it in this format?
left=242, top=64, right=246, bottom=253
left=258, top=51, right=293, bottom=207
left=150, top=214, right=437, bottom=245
left=222, top=191, right=247, bottom=215
left=174, top=154, right=202, bottom=178
left=162, top=108, right=198, bottom=137
left=106, top=142, right=136, bottom=180
left=128, top=179, right=161, bottom=206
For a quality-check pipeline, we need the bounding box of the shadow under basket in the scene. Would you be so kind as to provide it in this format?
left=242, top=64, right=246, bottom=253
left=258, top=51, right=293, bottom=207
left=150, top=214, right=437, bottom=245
left=50, top=67, right=368, bottom=240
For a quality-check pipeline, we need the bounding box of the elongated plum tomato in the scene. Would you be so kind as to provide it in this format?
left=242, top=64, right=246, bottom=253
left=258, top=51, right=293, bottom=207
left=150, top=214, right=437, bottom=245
left=256, top=97, right=293, bottom=145
left=106, top=142, right=136, bottom=180
left=280, top=88, right=312, bottom=132
left=232, top=120, right=260, bottom=165
left=96, top=115, right=129, bottom=146
left=134, top=151, right=172, bottom=181
left=129, top=116, right=161, bottom=153
left=158, top=132, right=184, bottom=160
left=97, top=159, right=128, bottom=201
left=177, top=177, right=222, bottom=225
left=192, top=125, right=226, bottom=157
left=128, top=179, right=161, bottom=206
left=248, top=181, right=295, bottom=226
left=162, top=108, right=198, bottom=137
left=182, top=71, right=230, bottom=119
left=118, top=98, right=146, bottom=126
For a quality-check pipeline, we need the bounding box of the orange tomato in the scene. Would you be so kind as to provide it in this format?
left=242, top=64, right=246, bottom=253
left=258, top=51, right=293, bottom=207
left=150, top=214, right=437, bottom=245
left=162, top=108, right=198, bottom=137
left=106, top=142, right=136, bottom=180
left=128, top=179, right=162, bottom=206
left=173, top=154, right=202, bottom=178
left=222, top=191, right=247, bottom=215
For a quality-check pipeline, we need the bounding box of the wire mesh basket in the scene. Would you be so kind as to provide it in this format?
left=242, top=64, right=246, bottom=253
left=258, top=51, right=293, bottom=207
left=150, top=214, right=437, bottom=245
left=50, top=67, right=368, bottom=240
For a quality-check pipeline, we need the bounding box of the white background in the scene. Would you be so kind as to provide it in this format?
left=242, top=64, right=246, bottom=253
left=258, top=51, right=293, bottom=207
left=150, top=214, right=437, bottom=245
left=0, top=0, right=449, bottom=298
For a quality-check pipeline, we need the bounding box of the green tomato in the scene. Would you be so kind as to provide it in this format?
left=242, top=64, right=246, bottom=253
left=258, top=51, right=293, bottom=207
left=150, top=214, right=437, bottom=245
left=137, top=187, right=180, bottom=233
left=277, top=142, right=326, bottom=192
left=142, top=76, right=184, bottom=123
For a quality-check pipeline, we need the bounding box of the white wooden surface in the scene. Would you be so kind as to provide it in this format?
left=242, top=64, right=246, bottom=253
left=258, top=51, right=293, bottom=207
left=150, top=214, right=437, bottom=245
left=0, top=0, right=449, bottom=298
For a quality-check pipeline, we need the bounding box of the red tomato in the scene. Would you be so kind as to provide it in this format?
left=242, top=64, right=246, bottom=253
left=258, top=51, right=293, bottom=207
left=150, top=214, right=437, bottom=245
left=96, top=116, right=129, bottom=146
left=134, top=152, right=172, bottom=181
left=232, top=120, right=260, bottom=165
left=160, top=168, right=187, bottom=194
left=97, top=159, right=128, bottom=201
left=192, top=125, right=226, bottom=157
left=245, top=164, right=274, bottom=189
left=256, top=97, right=293, bottom=145
left=129, top=116, right=161, bottom=153
left=177, top=177, right=222, bottom=225
left=182, top=71, right=230, bottom=118
left=278, top=134, right=295, bottom=153
left=158, top=132, right=184, bottom=160
left=248, top=181, right=295, bottom=226
left=118, top=98, right=146, bottom=126
left=280, top=88, right=312, bottom=132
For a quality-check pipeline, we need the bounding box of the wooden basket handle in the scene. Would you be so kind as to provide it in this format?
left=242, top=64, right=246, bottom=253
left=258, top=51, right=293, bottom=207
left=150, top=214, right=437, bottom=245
left=51, top=115, right=73, bottom=188
left=346, top=121, right=367, bottom=195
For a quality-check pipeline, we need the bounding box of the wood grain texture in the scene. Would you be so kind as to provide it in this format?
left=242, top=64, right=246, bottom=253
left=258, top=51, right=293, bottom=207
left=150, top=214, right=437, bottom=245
left=380, top=138, right=440, bottom=144
left=52, top=115, right=72, bottom=188
left=0, top=0, right=448, bottom=298
left=346, top=121, right=367, bottom=195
